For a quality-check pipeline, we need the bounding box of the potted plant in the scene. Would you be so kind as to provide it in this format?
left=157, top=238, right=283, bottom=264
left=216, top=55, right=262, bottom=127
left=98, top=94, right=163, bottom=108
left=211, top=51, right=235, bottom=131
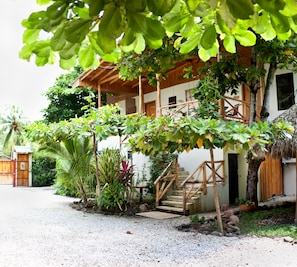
left=236, top=198, right=255, bottom=212
left=189, top=214, right=206, bottom=230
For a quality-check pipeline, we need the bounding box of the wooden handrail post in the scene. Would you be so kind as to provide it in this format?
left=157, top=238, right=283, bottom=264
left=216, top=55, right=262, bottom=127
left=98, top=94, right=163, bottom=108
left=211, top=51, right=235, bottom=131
left=155, top=182, right=160, bottom=207
left=183, top=184, right=187, bottom=215
left=203, top=163, right=207, bottom=194
left=175, top=157, right=178, bottom=186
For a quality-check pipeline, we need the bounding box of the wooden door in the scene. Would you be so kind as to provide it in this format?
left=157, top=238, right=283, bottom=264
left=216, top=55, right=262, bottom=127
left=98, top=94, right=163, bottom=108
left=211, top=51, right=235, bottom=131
left=17, top=154, right=29, bottom=186
left=260, top=156, right=283, bottom=200
left=0, top=160, right=15, bottom=185
left=145, top=101, right=156, bottom=118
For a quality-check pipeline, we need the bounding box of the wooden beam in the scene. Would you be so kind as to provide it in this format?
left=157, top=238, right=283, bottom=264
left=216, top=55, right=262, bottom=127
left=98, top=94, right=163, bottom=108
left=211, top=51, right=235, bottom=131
left=97, top=83, right=101, bottom=108
left=138, top=75, right=144, bottom=113
left=156, top=74, right=161, bottom=117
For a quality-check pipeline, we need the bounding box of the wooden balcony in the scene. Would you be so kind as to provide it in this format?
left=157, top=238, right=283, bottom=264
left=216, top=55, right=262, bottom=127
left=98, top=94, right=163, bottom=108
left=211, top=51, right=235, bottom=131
left=160, top=96, right=252, bottom=124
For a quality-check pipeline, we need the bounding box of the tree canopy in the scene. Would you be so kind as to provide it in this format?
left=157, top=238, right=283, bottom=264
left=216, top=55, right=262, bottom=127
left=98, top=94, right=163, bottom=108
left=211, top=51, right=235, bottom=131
left=20, top=0, right=297, bottom=69
left=42, top=66, right=97, bottom=123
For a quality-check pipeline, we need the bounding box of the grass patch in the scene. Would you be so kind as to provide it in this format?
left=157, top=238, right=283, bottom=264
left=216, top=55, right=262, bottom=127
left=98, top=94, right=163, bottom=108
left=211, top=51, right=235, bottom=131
left=239, top=204, right=297, bottom=238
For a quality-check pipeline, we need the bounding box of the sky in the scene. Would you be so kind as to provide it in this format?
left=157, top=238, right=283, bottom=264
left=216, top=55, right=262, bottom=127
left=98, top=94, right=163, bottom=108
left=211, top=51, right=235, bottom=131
left=0, top=1, right=65, bottom=121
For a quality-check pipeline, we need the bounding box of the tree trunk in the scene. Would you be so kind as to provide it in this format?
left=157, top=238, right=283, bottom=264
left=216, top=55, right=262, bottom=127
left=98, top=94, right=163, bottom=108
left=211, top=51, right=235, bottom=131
left=210, top=147, right=223, bottom=233
left=246, top=152, right=265, bottom=208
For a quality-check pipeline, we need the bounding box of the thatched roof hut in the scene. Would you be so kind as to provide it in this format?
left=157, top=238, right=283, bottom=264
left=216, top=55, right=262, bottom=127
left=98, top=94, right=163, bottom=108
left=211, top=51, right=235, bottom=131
left=270, top=103, right=297, bottom=223
left=270, top=104, right=297, bottom=159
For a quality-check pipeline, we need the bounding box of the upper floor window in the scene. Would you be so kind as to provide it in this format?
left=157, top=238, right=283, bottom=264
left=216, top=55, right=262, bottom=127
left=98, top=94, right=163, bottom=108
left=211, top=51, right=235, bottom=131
left=276, top=73, right=295, bottom=110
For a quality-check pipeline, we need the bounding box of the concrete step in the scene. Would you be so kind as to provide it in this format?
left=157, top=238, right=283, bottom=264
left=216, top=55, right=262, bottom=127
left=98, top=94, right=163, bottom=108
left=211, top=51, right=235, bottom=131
left=167, top=195, right=200, bottom=202
left=160, top=200, right=194, bottom=208
left=156, top=205, right=184, bottom=214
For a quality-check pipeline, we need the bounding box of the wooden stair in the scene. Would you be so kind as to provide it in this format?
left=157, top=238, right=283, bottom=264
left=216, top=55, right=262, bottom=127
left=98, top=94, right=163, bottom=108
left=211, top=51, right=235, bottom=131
left=156, top=166, right=203, bottom=215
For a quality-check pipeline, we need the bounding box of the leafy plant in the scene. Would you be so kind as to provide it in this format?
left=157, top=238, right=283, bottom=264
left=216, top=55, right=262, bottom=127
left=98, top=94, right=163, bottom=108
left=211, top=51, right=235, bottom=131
left=189, top=214, right=205, bottom=224
left=236, top=198, right=253, bottom=206
left=32, top=156, right=56, bottom=187
left=97, top=148, right=133, bottom=212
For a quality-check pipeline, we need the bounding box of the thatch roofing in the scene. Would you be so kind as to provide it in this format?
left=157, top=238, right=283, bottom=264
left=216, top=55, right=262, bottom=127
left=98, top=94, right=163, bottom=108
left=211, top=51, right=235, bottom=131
left=270, top=104, right=297, bottom=158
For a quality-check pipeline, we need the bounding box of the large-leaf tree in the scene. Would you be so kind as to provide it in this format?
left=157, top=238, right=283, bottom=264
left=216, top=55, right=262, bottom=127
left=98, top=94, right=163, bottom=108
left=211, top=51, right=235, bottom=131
left=20, top=0, right=297, bottom=69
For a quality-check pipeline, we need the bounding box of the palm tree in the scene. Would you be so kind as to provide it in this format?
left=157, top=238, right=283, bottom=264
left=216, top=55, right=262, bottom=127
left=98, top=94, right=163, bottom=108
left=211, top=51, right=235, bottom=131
left=41, top=136, right=96, bottom=205
left=0, top=106, right=28, bottom=157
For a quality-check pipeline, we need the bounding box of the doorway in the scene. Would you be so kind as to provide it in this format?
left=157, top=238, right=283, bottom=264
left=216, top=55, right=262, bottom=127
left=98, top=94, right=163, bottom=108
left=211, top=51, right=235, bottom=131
left=228, top=154, right=239, bottom=204
left=145, top=101, right=156, bottom=118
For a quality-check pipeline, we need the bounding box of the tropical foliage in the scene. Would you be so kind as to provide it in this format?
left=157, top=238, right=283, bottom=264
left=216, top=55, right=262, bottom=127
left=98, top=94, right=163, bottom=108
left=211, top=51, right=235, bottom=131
left=20, top=0, right=297, bottom=69
left=42, top=65, right=97, bottom=123
left=0, top=106, right=28, bottom=156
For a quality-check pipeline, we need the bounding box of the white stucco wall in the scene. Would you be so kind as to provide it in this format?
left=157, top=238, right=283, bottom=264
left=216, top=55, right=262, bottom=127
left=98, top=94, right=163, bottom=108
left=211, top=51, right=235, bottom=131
left=267, top=68, right=297, bottom=121
left=266, top=69, right=297, bottom=196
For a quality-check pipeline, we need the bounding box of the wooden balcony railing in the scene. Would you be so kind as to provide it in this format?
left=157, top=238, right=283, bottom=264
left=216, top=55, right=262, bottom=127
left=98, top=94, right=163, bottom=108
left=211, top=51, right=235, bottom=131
left=154, top=158, right=178, bottom=207
left=160, top=96, right=253, bottom=124
left=181, top=160, right=225, bottom=214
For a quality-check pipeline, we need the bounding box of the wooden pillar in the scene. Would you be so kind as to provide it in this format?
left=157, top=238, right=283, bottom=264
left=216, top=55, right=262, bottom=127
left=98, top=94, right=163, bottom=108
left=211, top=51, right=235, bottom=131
left=156, top=74, right=161, bottom=117
left=97, top=83, right=101, bottom=108
left=138, top=75, right=144, bottom=113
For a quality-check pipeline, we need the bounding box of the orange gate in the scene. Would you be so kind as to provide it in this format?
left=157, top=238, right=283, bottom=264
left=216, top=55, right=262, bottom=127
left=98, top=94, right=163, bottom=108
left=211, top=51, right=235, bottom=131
left=0, top=159, right=16, bottom=185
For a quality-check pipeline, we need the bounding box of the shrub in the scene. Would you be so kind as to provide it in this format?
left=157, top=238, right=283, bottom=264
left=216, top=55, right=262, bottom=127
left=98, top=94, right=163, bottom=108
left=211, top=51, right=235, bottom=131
left=32, top=156, right=56, bottom=187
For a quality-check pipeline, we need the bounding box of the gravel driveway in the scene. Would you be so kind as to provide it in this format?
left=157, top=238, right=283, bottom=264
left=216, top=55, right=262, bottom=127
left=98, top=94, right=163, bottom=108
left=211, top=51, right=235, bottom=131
left=0, top=186, right=295, bottom=267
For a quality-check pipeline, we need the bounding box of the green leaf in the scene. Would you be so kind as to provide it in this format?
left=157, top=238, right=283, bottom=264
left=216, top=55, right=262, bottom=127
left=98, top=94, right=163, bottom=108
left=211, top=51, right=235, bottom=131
left=65, top=19, right=92, bottom=43
left=271, top=13, right=290, bottom=34
left=277, top=30, right=292, bottom=40
left=46, top=1, right=67, bottom=19
left=255, top=0, right=286, bottom=13
left=126, top=11, right=147, bottom=34
left=134, top=33, right=146, bottom=54
left=216, top=12, right=231, bottom=34
left=145, top=18, right=166, bottom=40
left=219, top=1, right=236, bottom=28
left=223, top=34, right=236, bottom=53
left=260, top=22, right=276, bottom=40
left=164, top=13, right=189, bottom=33
left=32, top=40, right=51, bottom=57
left=19, top=44, right=34, bottom=60
left=125, top=0, right=146, bottom=12
left=280, top=0, right=297, bottom=16
left=226, top=0, right=254, bottom=19
left=35, top=56, right=48, bottom=66
left=79, top=45, right=96, bottom=69
left=185, top=0, right=208, bottom=16
left=59, top=42, right=80, bottom=59
left=201, top=25, right=216, bottom=50
left=97, top=31, right=116, bottom=54
left=100, top=3, right=123, bottom=38
left=198, top=47, right=211, bottom=61
left=235, top=30, right=256, bottom=46
left=147, top=0, right=177, bottom=16
left=37, top=0, right=50, bottom=4
left=89, top=0, right=104, bottom=18
left=51, top=23, right=67, bottom=51
left=180, top=33, right=200, bottom=54
left=23, top=29, right=40, bottom=44
left=145, top=38, right=163, bottom=49
left=119, top=29, right=136, bottom=47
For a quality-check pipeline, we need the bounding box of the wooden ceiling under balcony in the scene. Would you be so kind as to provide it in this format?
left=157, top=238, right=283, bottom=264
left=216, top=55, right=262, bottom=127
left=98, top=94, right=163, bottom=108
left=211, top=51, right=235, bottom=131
left=73, top=46, right=252, bottom=100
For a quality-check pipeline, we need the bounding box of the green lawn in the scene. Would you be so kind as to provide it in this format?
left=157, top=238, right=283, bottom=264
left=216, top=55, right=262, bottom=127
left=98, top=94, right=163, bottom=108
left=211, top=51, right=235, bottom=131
left=239, top=204, right=297, bottom=238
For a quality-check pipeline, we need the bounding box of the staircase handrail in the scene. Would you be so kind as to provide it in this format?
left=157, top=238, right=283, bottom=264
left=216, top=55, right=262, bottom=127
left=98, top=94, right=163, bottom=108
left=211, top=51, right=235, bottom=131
left=181, top=160, right=224, bottom=214
left=154, top=157, right=178, bottom=206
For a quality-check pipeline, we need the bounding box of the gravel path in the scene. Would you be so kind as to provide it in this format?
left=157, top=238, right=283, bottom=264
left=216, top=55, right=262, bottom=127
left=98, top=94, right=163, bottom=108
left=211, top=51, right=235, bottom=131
left=0, top=186, right=295, bottom=267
